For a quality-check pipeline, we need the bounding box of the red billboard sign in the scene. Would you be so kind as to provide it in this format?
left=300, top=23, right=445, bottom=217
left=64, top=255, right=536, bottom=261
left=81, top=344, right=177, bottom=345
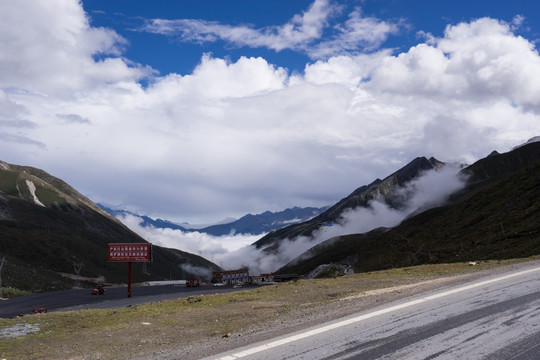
left=108, top=243, right=152, bottom=262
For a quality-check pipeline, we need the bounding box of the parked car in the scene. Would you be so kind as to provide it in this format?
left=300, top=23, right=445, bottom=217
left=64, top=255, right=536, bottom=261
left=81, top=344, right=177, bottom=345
left=186, top=279, right=201, bottom=287
left=91, top=284, right=106, bottom=295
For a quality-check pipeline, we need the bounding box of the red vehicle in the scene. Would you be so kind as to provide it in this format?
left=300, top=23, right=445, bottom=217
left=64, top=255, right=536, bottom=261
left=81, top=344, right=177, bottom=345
left=91, top=284, right=106, bottom=295
left=186, top=279, right=200, bottom=287
left=32, top=307, right=46, bottom=313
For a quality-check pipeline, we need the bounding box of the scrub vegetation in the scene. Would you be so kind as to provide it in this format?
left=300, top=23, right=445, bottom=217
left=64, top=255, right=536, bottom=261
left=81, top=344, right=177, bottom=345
left=0, top=258, right=534, bottom=360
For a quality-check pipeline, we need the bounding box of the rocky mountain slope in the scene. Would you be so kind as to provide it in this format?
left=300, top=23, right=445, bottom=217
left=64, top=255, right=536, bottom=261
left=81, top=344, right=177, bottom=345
left=254, top=156, right=446, bottom=251
left=0, top=161, right=221, bottom=292
left=277, top=141, right=540, bottom=275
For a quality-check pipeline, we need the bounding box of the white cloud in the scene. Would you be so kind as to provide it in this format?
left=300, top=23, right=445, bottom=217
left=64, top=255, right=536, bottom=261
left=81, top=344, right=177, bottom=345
left=149, top=54, right=288, bottom=100
left=142, top=0, right=402, bottom=59
left=0, top=1, right=539, bottom=228
left=144, top=0, right=336, bottom=52
left=370, top=17, right=540, bottom=111
left=510, top=15, right=526, bottom=30
left=307, top=7, right=402, bottom=58
left=0, top=0, right=151, bottom=96
left=117, top=213, right=261, bottom=264
left=119, top=211, right=319, bottom=274
left=305, top=165, right=466, bottom=241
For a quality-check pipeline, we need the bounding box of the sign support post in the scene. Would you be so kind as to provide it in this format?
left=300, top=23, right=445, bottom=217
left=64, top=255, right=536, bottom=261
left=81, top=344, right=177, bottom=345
left=127, top=262, right=132, bottom=298
left=108, top=243, right=152, bottom=298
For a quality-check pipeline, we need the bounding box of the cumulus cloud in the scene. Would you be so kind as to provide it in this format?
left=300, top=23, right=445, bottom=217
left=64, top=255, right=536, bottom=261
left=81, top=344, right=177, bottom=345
left=150, top=54, right=288, bottom=99
left=0, top=0, right=539, bottom=227
left=370, top=17, right=540, bottom=110
left=0, top=0, right=152, bottom=96
left=143, top=0, right=402, bottom=59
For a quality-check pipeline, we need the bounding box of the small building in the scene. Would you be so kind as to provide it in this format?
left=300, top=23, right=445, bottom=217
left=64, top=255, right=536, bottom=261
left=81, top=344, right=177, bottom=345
left=212, top=268, right=250, bottom=285
left=251, top=273, right=274, bottom=283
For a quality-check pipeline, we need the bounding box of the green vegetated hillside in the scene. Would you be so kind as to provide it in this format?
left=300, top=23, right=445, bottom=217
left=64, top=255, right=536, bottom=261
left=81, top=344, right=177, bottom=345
left=278, top=142, right=540, bottom=275
left=0, top=161, right=221, bottom=292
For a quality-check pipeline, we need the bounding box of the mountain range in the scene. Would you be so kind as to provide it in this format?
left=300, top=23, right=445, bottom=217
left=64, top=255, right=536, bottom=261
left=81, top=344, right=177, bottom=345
left=99, top=205, right=329, bottom=236
left=275, top=140, right=540, bottom=275
left=253, top=156, right=448, bottom=252
left=1, top=137, right=539, bottom=292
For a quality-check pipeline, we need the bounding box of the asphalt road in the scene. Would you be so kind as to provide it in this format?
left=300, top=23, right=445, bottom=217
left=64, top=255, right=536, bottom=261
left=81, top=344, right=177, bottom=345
left=0, top=284, right=242, bottom=318
left=204, top=265, right=540, bottom=360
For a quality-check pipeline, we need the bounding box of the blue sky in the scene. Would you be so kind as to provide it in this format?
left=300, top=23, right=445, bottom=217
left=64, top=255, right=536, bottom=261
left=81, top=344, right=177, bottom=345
left=83, top=0, right=539, bottom=76
left=1, top=0, right=540, bottom=233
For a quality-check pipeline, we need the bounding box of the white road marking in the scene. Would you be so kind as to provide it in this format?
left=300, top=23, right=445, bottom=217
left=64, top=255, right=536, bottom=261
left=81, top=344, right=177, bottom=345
left=213, top=266, right=540, bottom=360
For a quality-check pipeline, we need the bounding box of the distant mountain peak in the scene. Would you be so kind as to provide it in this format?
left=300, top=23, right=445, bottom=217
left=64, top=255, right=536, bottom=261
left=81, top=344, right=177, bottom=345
left=253, top=155, right=446, bottom=250
left=277, top=139, right=540, bottom=276
left=100, top=204, right=330, bottom=236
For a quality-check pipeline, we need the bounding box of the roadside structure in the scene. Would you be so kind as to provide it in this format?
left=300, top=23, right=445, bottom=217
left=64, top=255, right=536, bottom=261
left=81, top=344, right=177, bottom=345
left=212, top=268, right=250, bottom=285
left=251, top=273, right=275, bottom=283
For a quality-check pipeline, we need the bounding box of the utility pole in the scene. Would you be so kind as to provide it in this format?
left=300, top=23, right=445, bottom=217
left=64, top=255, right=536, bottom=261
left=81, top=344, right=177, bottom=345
left=0, top=257, right=6, bottom=299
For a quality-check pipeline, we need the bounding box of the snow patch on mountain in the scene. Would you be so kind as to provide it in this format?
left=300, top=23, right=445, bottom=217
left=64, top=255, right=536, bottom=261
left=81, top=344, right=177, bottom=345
left=0, top=161, right=10, bottom=170
left=26, top=180, right=45, bottom=207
